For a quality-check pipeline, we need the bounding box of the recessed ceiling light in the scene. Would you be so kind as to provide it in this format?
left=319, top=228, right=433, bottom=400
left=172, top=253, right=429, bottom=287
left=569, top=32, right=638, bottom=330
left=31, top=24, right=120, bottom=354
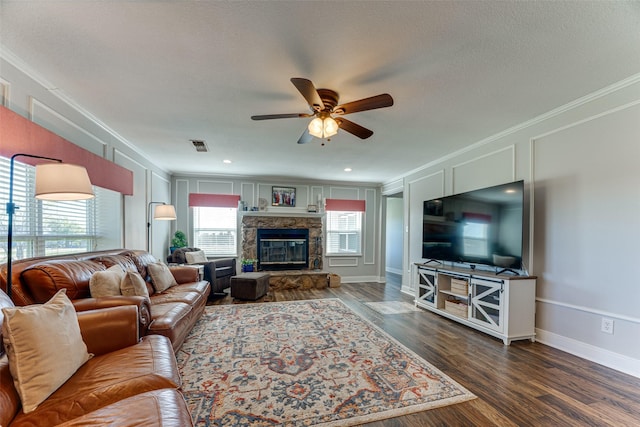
left=344, top=168, right=352, bottom=172
left=223, top=159, right=232, bottom=164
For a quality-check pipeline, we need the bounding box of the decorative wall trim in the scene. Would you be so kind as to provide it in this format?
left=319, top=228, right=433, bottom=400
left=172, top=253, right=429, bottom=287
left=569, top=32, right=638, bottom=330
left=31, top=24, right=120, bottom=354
left=0, top=105, right=133, bottom=195
left=328, top=257, right=358, bottom=267
left=383, top=72, right=640, bottom=187
left=364, top=188, right=376, bottom=265
left=1, top=49, right=172, bottom=175
left=536, top=328, right=640, bottom=378
left=537, top=298, right=640, bottom=324
left=241, top=182, right=255, bottom=208
left=451, top=145, right=515, bottom=194
left=196, top=179, right=234, bottom=194
left=0, top=77, right=10, bottom=107
left=29, top=97, right=108, bottom=158
left=382, top=178, right=403, bottom=195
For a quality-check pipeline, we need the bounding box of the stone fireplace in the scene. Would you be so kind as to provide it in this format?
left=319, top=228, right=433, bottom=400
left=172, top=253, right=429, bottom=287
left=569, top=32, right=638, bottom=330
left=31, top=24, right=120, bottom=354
left=241, top=214, right=323, bottom=271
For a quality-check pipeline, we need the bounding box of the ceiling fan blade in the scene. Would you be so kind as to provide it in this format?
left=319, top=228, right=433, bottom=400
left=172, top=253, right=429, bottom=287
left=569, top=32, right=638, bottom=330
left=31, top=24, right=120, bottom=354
left=297, top=128, right=314, bottom=144
left=291, top=78, right=324, bottom=111
left=334, top=93, right=394, bottom=115
left=336, top=118, right=374, bottom=139
left=251, top=113, right=312, bottom=120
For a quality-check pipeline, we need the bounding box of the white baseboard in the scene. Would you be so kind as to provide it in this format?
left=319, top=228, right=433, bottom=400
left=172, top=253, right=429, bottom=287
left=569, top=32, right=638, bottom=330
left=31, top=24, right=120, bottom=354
left=385, top=267, right=403, bottom=275
left=400, top=286, right=414, bottom=296
left=536, top=328, right=640, bottom=378
left=340, top=275, right=385, bottom=284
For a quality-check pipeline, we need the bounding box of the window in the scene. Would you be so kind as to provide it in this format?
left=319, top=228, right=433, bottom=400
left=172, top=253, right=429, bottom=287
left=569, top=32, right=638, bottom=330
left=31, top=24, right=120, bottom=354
left=0, top=156, right=121, bottom=263
left=326, top=210, right=363, bottom=255
left=462, top=221, right=489, bottom=257
left=192, top=207, right=237, bottom=256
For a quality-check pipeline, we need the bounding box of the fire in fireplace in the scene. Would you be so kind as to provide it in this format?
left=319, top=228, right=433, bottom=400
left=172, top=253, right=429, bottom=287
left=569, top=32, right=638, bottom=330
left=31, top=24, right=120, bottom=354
left=257, top=228, right=309, bottom=271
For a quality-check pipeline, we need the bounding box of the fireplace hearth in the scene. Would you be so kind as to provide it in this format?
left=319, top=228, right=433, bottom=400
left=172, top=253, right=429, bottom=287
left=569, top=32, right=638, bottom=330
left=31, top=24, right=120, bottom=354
left=257, top=228, right=309, bottom=271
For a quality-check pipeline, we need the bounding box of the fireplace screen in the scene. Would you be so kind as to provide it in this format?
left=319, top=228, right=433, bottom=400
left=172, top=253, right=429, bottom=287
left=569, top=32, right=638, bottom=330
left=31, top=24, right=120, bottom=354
left=257, top=228, right=309, bottom=270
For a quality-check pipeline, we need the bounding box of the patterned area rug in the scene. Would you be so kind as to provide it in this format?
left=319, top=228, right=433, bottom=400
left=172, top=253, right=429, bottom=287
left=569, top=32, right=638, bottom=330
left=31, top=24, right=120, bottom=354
left=364, top=300, right=422, bottom=315
left=177, top=299, right=475, bottom=426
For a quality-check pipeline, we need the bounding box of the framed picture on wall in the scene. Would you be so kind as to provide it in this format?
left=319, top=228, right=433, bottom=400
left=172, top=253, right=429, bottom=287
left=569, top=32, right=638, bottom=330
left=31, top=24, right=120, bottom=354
left=272, top=186, right=296, bottom=207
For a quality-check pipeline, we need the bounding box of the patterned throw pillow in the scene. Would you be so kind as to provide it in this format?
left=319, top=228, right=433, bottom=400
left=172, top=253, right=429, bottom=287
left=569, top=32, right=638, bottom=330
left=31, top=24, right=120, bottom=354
left=1, top=289, right=92, bottom=413
left=147, top=262, right=178, bottom=293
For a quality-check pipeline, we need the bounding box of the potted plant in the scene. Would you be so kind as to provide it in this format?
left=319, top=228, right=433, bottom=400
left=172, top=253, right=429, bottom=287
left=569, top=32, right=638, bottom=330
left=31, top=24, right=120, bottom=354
left=241, top=258, right=256, bottom=273
left=170, top=230, right=188, bottom=253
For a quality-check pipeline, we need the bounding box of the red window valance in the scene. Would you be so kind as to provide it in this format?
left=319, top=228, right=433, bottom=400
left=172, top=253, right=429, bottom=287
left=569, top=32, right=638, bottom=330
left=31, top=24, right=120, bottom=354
left=0, top=106, right=133, bottom=195
left=463, top=212, right=492, bottom=223
left=325, top=198, right=366, bottom=212
left=189, top=193, right=240, bottom=208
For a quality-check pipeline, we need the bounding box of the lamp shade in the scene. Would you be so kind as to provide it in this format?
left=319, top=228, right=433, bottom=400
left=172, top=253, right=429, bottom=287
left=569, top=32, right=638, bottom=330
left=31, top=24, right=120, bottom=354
left=35, top=163, right=95, bottom=200
left=154, top=204, right=177, bottom=220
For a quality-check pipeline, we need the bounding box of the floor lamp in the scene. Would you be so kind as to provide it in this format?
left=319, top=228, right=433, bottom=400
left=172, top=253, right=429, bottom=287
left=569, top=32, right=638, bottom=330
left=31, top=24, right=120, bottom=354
left=5, top=153, right=94, bottom=298
left=146, top=201, right=177, bottom=252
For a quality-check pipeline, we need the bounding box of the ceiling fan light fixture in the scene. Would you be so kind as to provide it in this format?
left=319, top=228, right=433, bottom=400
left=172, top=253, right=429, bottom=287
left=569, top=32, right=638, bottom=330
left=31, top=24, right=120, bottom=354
left=324, top=117, right=339, bottom=137
left=308, top=116, right=338, bottom=139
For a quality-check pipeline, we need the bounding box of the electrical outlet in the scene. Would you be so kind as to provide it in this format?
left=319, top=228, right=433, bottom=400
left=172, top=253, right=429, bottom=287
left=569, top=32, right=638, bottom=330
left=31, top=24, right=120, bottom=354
left=601, top=318, right=614, bottom=335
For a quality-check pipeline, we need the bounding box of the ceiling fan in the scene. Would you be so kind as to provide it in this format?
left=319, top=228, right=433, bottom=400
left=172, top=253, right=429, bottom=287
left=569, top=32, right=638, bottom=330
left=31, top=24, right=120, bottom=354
left=251, top=78, right=394, bottom=144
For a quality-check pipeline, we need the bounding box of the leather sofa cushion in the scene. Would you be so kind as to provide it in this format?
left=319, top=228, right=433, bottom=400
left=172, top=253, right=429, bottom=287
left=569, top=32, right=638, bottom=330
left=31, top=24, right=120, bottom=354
left=150, top=290, right=205, bottom=307
left=161, top=281, right=209, bottom=296
left=0, top=356, right=21, bottom=427
left=20, top=260, right=106, bottom=303
left=54, top=389, right=193, bottom=427
left=10, top=335, right=180, bottom=427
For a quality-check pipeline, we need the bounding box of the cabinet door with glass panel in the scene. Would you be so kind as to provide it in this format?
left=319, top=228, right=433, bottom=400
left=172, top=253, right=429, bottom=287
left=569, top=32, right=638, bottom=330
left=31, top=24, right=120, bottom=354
left=415, top=266, right=437, bottom=308
left=469, top=278, right=504, bottom=332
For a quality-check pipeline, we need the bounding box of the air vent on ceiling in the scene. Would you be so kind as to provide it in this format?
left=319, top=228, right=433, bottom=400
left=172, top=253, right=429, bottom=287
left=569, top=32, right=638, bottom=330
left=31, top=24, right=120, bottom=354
left=190, top=139, right=209, bottom=152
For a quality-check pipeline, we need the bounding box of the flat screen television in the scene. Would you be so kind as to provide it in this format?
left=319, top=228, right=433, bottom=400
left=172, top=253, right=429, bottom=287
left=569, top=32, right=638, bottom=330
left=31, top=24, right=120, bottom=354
left=422, top=180, right=524, bottom=271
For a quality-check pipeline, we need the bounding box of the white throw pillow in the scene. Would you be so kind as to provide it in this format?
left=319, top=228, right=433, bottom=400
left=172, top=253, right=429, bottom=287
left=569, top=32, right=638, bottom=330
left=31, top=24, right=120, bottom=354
left=185, top=250, right=207, bottom=264
left=147, top=262, right=178, bottom=293
left=89, top=265, right=125, bottom=297
left=1, top=289, right=92, bottom=413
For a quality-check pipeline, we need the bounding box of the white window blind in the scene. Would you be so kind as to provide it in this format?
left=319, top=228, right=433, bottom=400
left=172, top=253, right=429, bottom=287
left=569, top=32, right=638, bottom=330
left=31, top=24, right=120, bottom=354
left=0, top=156, right=121, bottom=263
left=325, top=211, right=363, bottom=255
left=192, top=207, right=237, bottom=256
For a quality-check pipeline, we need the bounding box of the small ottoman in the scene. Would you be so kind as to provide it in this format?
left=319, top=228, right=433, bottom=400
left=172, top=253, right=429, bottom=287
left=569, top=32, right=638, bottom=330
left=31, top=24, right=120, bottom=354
left=230, top=272, right=270, bottom=300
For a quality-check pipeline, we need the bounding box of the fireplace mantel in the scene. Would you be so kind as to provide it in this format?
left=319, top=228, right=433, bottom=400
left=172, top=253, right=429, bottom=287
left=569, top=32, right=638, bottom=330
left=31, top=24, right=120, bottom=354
left=241, top=211, right=324, bottom=218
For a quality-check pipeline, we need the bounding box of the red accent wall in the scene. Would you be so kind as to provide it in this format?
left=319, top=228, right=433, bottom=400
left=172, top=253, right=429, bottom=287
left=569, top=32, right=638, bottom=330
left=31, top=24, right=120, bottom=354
left=0, top=106, right=133, bottom=195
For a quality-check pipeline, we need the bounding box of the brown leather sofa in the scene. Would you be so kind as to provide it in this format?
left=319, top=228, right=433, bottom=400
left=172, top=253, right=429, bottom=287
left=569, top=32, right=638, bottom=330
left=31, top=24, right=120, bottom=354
left=0, top=290, right=194, bottom=427
left=167, top=247, right=236, bottom=295
left=0, top=249, right=210, bottom=352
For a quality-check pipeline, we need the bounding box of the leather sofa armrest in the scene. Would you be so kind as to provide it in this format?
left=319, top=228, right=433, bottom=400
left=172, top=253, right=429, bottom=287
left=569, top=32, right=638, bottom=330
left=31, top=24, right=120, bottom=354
left=169, top=266, right=199, bottom=284
left=77, top=305, right=139, bottom=356
left=73, top=296, right=152, bottom=336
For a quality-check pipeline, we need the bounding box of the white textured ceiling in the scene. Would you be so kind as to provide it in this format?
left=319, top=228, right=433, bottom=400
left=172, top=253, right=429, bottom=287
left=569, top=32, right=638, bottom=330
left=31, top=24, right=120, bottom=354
left=1, top=1, right=639, bottom=184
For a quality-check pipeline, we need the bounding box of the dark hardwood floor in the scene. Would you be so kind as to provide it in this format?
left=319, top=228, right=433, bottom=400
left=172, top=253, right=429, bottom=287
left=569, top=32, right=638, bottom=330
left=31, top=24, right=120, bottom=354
left=209, top=281, right=640, bottom=426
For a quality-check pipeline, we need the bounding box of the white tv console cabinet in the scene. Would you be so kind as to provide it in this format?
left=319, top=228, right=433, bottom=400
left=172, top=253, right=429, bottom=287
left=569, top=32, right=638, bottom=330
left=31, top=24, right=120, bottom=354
left=414, top=263, right=537, bottom=345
